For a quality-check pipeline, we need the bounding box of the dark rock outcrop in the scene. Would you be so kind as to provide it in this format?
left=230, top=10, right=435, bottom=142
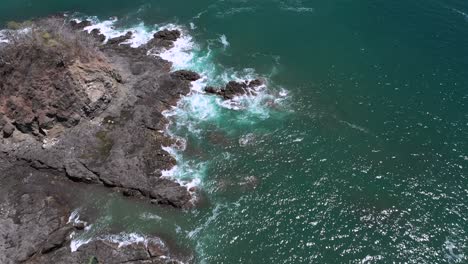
left=69, top=19, right=92, bottom=30
left=171, top=70, right=201, bottom=81
left=205, top=79, right=264, bottom=99
left=90, top=28, right=106, bottom=43
left=107, top=31, right=133, bottom=45
left=154, top=29, right=181, bottom=41
left=146, top=29, right=182, bottom=50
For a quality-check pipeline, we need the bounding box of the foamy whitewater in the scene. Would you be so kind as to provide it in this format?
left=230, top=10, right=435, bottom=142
left=79, top=17, right=159, bottom=48
left=0, top=31, right=8, bottom=43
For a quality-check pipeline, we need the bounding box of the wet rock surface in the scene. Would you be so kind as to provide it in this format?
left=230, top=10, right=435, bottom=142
left=147, top=29, right=182, bottom=50
left=0, top=16, right=197, bottom=263
left=204, top=79, right=264, bottom=99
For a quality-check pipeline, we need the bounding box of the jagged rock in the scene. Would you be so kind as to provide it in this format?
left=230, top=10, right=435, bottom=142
left=65, top=160, right=101, bottom=183
left=41, top=225, right=74, bottom=254
left=122, top=189, right=142, bottom=197
left=2, top=122, right=15, bottom=138
left=70, top=20, right=92, bottom=30
left=153, top=29, right=181, bottom=41
left=147, top=29, right=181, bottom=49
left=171, top=70, right=201, bottom=81
left=0, top=25, right=117, bottom=139
left=147, top=240, right=169, bottom=257
left=107, top=31, right=133, bottom=45
left=150, top=180, right=191, bottom=208
left=204, top=79, right=264, bottom=99
left=90, top=28, right=106, bottom=42
left=73, top=222, right=86, bottom=230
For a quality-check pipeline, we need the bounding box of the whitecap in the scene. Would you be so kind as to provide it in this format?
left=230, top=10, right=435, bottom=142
left=0, top=31, right=9, bottom=43
left=71, top=232, right=166, bottom=252
left=215, top=7, right=256, bottom=18
left=281, top=7, right=314, bottom=13
left=451, top=8, right=468, bottom=20
left=219, top=34, right=229, bottom=49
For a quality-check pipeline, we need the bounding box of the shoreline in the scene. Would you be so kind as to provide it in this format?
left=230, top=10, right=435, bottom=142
left=0, top=14, right=275, bottom=263
left=0, top=14, right=203, bottom=263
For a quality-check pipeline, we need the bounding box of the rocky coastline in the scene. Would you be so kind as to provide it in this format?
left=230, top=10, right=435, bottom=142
left=0, top=15, right=207, bottom=264
left=0, top=14, right=258, bottom=263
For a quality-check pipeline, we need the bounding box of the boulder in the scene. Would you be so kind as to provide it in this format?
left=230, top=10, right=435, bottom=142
left=153, top=29, right=181, bottom=41
left=70, top=20, right=92, bottom=30
left=107, top=31, right=133, bottom=46
left=204, top=79, right=264, bottom=99
left=171, top=70, right=201, bottom=81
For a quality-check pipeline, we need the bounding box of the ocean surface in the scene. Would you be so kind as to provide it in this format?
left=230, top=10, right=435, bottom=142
left=1, top=0, right=467, bottom=263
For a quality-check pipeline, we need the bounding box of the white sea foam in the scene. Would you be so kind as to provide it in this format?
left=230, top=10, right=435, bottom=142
left=68, top=209, right=88, bottom=226
left=216, top=7, right=256, bottom=18
left=0, top=31, right=8, bottom=43
left=219, top=34, right=229, bottom=49
left=451, top=8, right=468, bottom=20
left=71, top=232, right=166, bottom=252
left=161, top=144, right=206, bottom=195
left=78, top=17, right=158, bottom=47
left=281, top=7, right=314, bottom=13
left=158, top=26, right=195, bottom=69
left=0, top=27, right=31, bottom=44
left=70, top=237, right=93, bottom=252
left=140, top=212, right=162, bottom=221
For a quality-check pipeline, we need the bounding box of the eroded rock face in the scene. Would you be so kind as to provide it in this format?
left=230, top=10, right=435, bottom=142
left=204, top=79, right=264, bottom=99
left=0, top=16, right=195, bottom=209
left=0, top=16, right=200, bottom=264
left=0, top=26, right=119, bottom=139
left=0, top=153, right=81, bottom=264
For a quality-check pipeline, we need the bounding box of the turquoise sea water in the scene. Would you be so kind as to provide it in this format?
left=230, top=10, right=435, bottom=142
left=1, top=1, right=467, bottom=263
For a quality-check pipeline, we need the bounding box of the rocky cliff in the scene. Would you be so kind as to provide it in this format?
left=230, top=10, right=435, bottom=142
left=0, top=16, right=198, bottom=264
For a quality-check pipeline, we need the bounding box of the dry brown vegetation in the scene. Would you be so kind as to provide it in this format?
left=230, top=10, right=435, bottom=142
left=0, top=17, right=101, bottom=67
left=0, top=17, right=119, bottom=138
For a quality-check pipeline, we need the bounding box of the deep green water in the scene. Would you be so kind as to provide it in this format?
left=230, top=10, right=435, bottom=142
left=1, top=0, right=467, bottom=263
